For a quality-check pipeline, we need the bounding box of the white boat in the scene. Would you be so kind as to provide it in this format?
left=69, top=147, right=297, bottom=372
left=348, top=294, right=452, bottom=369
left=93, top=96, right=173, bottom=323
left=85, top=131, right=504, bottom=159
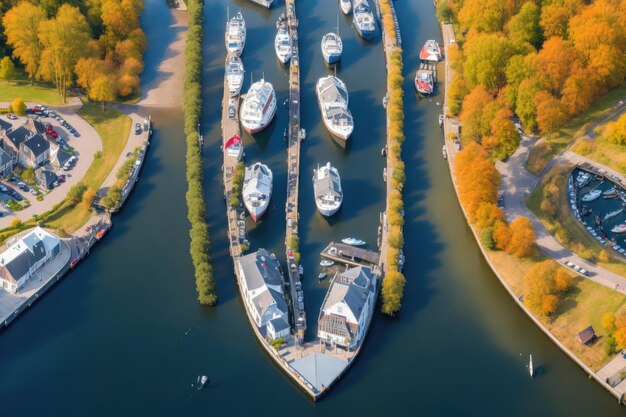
left=442, top=145, right=447, bottom=159
left=225, top=11, right=246, bottom=56
left=352, top=0, right=375, bottom=40
left=225, top=56, right=244, bottom=96
left=612, top=224, right=626, bottom=234
left=274, top=20, right=291, bottom=64
left=604, top=208, right=623, bottom=220
left=224, top=134, right=244, bottom=162
left=529, top=355, right=533, bottom=378
left=439, top=114, right=444, bottom=127
left=581, top=189, right=601, bottom=202
left=313, top=162, right=343, bottom=216
left=240, top=79, right=277, bottom=134
left=318, top=272, right=328, bottom=280
left=197, top=375, right=209, bottom=390
left=340, top=0, right=351, bottom=14
left=243, top=162, right=273, bottom=222
left=316, top=75, right=354, bottom=142
left=415, top=64, right=435, bottom=95
left=320, top=259, right=335, bottom=267
left=419, top=40, right=442, bottom=62
left=342, top=237, right=365, bottom=246
left=603, top=187, right=618, bottom=196
left=576, top=171, right=591, bottom=187
left=321, top=32, right=343, bottom=64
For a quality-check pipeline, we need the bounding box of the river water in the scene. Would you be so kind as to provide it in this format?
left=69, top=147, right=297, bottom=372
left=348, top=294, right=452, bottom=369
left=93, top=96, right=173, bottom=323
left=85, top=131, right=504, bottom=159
left=0, top=0, right=623, bottom=415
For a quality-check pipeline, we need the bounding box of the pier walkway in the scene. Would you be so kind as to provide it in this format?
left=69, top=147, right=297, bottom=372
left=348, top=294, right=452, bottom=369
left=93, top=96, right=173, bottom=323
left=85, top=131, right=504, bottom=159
left=284, top=0, right=306, bottom=344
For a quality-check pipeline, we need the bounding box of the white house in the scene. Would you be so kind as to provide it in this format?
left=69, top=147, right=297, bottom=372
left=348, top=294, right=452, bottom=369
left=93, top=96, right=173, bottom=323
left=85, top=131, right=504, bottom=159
left=237, top=249, right=289, bottom=334
left=0, top=227, right=61, bottom=294
left=317, top=266, right=377, bottom=350
left=267, top=317, right=290, bottom=340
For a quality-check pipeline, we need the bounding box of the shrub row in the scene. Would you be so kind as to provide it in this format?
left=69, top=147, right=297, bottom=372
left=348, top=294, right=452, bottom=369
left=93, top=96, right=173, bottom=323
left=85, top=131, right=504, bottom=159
left=379, top=6, right=406, bottom=316
left=184, top=0, right=217, bottom=306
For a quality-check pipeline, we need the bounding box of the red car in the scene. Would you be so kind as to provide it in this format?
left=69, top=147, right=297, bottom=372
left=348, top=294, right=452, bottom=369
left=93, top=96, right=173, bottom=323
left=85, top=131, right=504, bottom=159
left=57, top=176, right=66, bottom=183
left=45, top=124, right=59, bottom=139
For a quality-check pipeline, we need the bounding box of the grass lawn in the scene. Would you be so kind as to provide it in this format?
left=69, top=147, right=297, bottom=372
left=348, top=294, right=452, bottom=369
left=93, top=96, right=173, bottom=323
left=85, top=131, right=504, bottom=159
left=44, top=103, right=130, bottom=232
left=571, top=136, right=626, bottom=175
left=526, top=84, right=626, bottom=175
left=0, top=81, right=67, bottom=106
left=486, top=248, right=626, bottom=369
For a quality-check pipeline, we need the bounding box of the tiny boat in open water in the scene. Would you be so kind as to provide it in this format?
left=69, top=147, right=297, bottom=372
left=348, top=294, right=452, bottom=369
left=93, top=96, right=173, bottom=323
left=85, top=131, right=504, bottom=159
left=342, top=237, right=365, bottom=246
left=529, top=355, right=533, bottom=378
left=197, top=375, right=209, bottom=389
left=582, top=189, right=601, bottom=202
left=320, top=259, right=335, bottom=267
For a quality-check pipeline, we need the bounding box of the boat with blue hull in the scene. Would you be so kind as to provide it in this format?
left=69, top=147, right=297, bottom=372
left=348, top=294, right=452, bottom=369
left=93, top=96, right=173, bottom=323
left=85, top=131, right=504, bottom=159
left=352, top=0, right=375, bottom=40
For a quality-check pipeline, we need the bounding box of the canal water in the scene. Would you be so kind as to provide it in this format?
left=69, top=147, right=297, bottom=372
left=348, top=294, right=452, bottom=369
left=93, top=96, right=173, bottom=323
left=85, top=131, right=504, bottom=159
left=0, top=0, right=624, bottom=415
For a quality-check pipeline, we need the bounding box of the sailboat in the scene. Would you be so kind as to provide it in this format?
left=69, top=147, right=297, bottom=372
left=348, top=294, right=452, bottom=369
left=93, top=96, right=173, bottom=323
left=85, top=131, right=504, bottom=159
left=529, top=354, right=534, bottom=378
left=197, top=375, right=209, bottom=390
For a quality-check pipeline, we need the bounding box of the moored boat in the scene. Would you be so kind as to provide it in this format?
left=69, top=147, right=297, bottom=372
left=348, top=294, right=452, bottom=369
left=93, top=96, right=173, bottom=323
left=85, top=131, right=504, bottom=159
left=313, top=162, right=343, bottom=216
left=342, top=237, right=365, bottom=246
left=225, top=11, right=246, bottom=56
left=603, top=187, right=618, bottom=196
left=582, top=189, right=601, bottom=202
left=321, top=31, right=343, bottom=64
left=243, top=162, right=273, bottom=221
left=340, top=0, right=352, bottom=14
left=274, top=19, right=291, bottom=64
left=352, top=0, right=375, bottom=40
left=604, top=208, right=623, bottom=220
left=320, top=259, right=335, bottom=267
left=224, top=134, right=244, bottom=162
left=316, top=75, right=354, bottom=142
left=415, top=64, right=435, bottom=95
left=612, top=224, right=626, bottom=234
left=442, top=145, right=447, bottom=159
left=225, top=56, right=244, bottom=96
left=240, top=79, right=277, bottom=134
left=419, top=39, right=442, bottom=62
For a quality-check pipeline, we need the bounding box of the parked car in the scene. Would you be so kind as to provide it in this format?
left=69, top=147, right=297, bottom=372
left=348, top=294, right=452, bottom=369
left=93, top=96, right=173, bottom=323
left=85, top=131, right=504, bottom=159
left=0, top=185, right=7, bottom=193
left=57, top=176, right=66, bottom=183
left=45, top=124, right=59, bottom=139
left=30, top=189, right=39, bottom=196
left=134, top=123, right=142, bottom=135
left=454, top=139, right=462, bottom=151
left=5, top=113, right=18, bottom=120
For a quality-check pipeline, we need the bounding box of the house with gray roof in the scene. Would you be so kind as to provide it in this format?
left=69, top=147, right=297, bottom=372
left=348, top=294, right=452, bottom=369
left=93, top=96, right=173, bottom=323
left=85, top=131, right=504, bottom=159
left=0, top=147, right=13, bottom=177
left=318, top=266, right=377, bottom=350
left=0, top=227, right=61, bottom=294
left=19, top=133, right=50, bottom=167
left=1, top=125, right=33, bottom=164
left=237, top=248, right=289, bottom=334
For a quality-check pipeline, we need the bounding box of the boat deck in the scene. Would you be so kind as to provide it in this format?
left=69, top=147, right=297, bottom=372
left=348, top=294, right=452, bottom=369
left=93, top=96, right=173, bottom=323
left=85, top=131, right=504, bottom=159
left=320, top=241, right=381, bottom=268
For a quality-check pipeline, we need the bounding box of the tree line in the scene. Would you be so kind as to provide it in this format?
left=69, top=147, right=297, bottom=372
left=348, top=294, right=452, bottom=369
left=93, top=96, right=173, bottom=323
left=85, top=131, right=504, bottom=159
left=379, top=0, right=407, bottom=316
left=440, top=0, right=626, bottom=159
left=1, top=0, right=146, bottom=103
left=184, top=0, right=216, bottom=306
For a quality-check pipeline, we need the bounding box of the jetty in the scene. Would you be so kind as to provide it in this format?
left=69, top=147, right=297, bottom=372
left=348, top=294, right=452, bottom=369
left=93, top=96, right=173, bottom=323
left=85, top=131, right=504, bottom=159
left=284, top=0, right=306, bottom=345
left=320, top=242, right=380, bottom=268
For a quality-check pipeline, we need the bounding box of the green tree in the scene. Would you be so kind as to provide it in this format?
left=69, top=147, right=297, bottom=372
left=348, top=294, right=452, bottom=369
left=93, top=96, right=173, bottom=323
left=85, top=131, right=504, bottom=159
left=101, top=185, right=122, bottom=210
left=463, top=32, right=517, bottom=91
left=505, top=1, right=542, bottom=49
left=67, top=181, right=88, bottom=206
left=90, top=74, right=118, bottom=110
left=21, top=166, right=35, bottom=184
left=0, top=56, right=16, bottom=81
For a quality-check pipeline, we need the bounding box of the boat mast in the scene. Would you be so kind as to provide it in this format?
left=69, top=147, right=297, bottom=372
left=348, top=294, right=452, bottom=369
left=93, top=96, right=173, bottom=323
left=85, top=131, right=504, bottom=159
left=337, top=14, right=339, bottom=36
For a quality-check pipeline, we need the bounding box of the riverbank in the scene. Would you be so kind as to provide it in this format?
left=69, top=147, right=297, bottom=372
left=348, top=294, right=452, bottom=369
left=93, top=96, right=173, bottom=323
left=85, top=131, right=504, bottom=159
left=440, top=22, right=626, bottom=404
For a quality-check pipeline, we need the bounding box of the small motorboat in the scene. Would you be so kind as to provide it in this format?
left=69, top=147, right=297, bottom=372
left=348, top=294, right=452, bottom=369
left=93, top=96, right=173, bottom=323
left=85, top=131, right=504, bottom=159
left=318, top=272, right=327, bottom=280
left=603, top=187, right=618, bottom=196
left=605, top=208, right=624, bottom=220
left=612, top=224, right=626, bottom=234
left=197, top=375, right=209, bottom=390
left=442, top=145, right=447, bottom=159
left=320, top=259, right=334, bottom=267
left=342, top=237, right=365, bottom=246
left=439, top=114, right=444, bottom=127
left=340, top=0, right=351, bottom=14
left=529, top=355, right=533, bottom=378
left=581, top=189, right=602, bottom=202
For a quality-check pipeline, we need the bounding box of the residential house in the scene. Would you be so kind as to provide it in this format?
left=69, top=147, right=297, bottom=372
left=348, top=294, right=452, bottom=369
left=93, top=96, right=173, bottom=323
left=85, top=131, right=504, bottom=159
left=577, top=326, right=596, bottom=345
left=267, top=317, right=290, bottom=340
left=0, top=227, right=61, bottom=294
left=26, top=117, right=46, bottom=136
left=0, top=147, right=13, bottom=177
left=19, top=133, right=50, bottom=168
left=35, top=169, right=58, bottom=190
left=1, top=125, right=32, bottom=165
left=0, top=118, right=11, bottom=134
left=317, top=266, right=377, bottom=350
left=50, top=144, right=72, bottom=170
left=236, top=248, right=289, bottom=334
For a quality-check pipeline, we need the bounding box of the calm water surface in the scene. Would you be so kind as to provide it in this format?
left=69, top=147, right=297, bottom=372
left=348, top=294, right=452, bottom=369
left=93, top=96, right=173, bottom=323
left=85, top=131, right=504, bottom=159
left=0, top=0, right=624, bottom=415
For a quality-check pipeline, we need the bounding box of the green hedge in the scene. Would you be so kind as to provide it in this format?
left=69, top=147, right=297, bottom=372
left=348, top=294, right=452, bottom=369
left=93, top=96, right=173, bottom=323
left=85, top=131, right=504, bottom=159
left=380, top=6, right=407, bottom=316
left=184, top=0, right=217, bottom=306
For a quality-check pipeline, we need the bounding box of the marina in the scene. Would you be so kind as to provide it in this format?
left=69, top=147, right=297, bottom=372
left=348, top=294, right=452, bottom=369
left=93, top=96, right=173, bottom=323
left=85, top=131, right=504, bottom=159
left=320, top=241, right=380, bottom=268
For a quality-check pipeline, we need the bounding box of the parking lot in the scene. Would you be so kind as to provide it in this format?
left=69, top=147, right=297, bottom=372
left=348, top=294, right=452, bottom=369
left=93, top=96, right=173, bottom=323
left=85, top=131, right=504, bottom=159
left=0, top=101, right=103, bottom=227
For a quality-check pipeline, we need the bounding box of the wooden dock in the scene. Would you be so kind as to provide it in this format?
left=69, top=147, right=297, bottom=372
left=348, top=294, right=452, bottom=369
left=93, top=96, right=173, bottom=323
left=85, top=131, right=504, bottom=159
left=320, top=242, right=381, bottom=268
left=221, top=75, right=246, bottom=258
left=284, top=0, right=306, bottom=344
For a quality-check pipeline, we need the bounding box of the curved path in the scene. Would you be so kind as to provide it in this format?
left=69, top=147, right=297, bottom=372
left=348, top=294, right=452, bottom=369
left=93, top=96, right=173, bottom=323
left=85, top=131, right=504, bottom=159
left=496, top=134, right=626, bottom=293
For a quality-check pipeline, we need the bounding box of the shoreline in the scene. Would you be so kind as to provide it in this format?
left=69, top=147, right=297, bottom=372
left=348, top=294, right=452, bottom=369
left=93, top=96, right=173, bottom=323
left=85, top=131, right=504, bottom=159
left=439, top=22, right=625, bottom=405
